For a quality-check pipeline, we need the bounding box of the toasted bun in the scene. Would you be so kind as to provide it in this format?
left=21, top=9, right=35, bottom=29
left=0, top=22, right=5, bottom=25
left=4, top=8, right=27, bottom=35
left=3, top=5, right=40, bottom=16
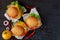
left=6, top=5, right=23, bottom=19
left=26, top=16, right=41, bottom=30
left=7, top=7, right=18, bottom=18
left=11, top=21, right=28, bottom=36
left=11, top=25, right=24, bottom=36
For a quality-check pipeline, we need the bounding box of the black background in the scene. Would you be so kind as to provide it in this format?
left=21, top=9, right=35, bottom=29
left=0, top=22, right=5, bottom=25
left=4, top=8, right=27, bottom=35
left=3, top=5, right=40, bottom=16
left=0, top=0, right=60, bottom=40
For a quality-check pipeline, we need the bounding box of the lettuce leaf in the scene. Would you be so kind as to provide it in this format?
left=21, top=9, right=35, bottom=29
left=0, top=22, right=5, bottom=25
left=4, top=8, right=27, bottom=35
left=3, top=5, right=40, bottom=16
left=18, top=5, right=24, bottom=11
left=30, top=13, right=35, bottom=16
left=30, top=13, right=40, bottom=18
left=11, top=1, right=18, bottom=5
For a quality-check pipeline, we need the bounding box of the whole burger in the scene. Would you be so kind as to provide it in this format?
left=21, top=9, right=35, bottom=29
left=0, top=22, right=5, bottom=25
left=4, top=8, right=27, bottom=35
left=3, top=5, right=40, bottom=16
left=6, top=1, right=24, bottom=19
left=23, top=12, right=42, bottom=30
left=11, top=21, right=28, bottom=39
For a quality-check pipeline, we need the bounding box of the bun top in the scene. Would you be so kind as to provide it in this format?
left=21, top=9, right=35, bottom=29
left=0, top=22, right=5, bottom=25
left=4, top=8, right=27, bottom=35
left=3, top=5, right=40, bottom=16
left=11, top=21, right=28, bottom=36
left=7, top=6, right=19, bottom=18
left=11, top=25, right=24, bottom=36
left=26, top=16, right=41, bottom=30
left=6, top=5, right=23, bottom=19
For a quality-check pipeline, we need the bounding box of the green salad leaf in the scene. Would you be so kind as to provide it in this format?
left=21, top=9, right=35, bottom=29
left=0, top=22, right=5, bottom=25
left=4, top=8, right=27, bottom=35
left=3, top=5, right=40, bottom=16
left=30, top=13, right=35, bottom=16
left=18, top=5, right=24, bottom=11
left=30, top=13, right=40, bottom=18
left=35, top=14, right=40, bottom=18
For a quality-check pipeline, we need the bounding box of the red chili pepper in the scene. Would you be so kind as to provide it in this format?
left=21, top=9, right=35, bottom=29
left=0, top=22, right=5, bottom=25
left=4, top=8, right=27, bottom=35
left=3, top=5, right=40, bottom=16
left=26, top=31, right=35, bottom=39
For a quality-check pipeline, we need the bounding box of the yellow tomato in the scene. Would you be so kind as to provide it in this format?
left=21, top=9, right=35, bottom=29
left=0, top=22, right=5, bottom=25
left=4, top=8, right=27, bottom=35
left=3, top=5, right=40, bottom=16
left=2, top=30, right=12, bottom=40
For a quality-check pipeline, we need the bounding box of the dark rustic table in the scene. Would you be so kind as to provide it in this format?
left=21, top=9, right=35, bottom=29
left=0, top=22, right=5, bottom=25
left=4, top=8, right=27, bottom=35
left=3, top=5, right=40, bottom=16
left=0, top=0, right=60, bottom=40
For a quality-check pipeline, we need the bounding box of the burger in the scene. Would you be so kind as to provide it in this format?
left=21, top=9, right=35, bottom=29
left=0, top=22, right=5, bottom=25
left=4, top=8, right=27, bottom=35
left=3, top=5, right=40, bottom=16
left=23, top=8, right=42, bottom=30
left=5, top=1, right=24, bottom=20
left=11, top=21, right=28, bottom=39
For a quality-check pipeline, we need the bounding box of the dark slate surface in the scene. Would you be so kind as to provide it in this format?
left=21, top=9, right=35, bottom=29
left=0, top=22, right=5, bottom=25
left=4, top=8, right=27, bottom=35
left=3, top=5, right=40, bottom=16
left=0, top=0, right=60, bottom=40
